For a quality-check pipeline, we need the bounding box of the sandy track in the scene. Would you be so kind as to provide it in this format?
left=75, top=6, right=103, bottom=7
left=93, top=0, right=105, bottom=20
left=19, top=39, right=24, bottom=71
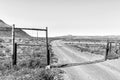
left=51, top=40, right=120, bottom=80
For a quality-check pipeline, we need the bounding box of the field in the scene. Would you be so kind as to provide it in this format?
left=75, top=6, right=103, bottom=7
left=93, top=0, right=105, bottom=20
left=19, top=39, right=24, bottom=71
left=1, top=37, right=120, bottom=80
left=64, top=40, right=106, bottom=54
left=0, top=38, right=64, bottom=80
left=64, top=39, right=120, bottom=60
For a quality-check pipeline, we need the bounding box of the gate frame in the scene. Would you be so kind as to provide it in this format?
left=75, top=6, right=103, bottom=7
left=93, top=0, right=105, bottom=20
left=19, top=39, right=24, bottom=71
left=105, top=41, right=120, bottom=60
left=12, top=24, right=50, bottom=66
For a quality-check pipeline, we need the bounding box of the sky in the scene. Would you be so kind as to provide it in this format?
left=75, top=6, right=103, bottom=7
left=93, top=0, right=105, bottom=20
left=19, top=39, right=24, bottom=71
left=0, top=0, right=120, bottom=37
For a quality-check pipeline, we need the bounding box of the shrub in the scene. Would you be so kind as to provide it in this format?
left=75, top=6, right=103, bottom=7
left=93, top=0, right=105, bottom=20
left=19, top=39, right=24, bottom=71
left=0, top=53, right=6, bottom=57
left=32, top=51, right=43, bottom=58
left=18, top=58, right=47, bottom=69
left=1, top=68, right=64, bottom=80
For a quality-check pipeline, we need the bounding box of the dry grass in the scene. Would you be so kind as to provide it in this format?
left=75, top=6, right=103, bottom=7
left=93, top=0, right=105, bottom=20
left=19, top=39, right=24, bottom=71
left=0, top=67, right=64, bottom=80
left=0, top=38, right=64, bottom=80
left=66, top=42, right=106, bottom=55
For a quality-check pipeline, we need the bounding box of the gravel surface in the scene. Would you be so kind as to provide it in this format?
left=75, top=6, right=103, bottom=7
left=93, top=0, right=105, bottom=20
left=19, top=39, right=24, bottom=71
left=51, top=40, right=120, bottom=80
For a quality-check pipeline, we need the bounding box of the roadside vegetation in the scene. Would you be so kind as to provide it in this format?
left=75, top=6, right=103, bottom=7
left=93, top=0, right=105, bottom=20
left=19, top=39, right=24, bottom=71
left=64, top=39, right=120, bottom=59
left=0, top=38, right=64, bottom=80
left=65, top=40, right=106, bottom=55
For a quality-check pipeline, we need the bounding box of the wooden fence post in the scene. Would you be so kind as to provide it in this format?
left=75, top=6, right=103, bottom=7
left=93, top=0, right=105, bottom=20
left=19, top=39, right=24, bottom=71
left=46, top=27, right=50, bottom=65
left=12, top=24, right=17, bottom=66
left=12, top=43, right=17, bottom=66
left=105, top=41, right=109, bottom=60
left=109, top=42, right=112, bottom=54
left=12, top=24, right=15, bottom=66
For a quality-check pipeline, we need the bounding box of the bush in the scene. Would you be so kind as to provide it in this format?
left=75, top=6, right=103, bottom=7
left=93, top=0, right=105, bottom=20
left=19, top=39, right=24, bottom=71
left=0, top=39, right=64, bottom=80
left=18, top=58, right=47, bottom=69
left=0, top=61, right=12, bottom=71
left=32, top=51, right=44, bottom=58
left=1, top=68, right=64, bottom=80
left=0, top=53, right=6, bottom=57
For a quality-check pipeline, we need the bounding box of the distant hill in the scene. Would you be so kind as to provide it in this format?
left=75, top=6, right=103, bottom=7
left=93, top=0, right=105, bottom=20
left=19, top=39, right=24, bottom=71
left=58, top=35, right=120, bottom=42
left=0, top=19, right=31, bottom=38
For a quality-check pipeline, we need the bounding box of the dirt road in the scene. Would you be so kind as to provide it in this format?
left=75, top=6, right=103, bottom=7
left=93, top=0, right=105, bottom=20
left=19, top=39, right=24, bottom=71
left=51, top=40, right=120, bottom=80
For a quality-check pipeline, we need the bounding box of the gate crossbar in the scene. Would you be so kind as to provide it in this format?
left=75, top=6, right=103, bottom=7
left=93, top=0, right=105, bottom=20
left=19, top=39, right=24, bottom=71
left=15, top=28, right=46, bottom=31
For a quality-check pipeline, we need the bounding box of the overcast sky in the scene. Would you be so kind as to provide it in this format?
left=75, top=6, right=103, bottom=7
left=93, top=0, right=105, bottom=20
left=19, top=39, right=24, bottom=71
left=0, top=0, right=120, bottom=37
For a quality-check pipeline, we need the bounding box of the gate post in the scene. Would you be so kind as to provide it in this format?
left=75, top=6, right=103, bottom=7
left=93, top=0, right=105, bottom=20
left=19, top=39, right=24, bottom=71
left=46, top=27, right=50, bottom=65
left=109, top=42, right=112, bottom=54
left=12, top=43, right=17, bottom=66
left=105, top=41, right=109, bottom=60
left=12, top=24, right=17, bottom=66
left=12, top=24, right=15, bottom=66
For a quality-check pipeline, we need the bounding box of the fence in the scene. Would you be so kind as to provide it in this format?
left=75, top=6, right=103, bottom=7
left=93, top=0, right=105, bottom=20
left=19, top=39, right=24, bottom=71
left=11, top=26, right=120, bottom=68
left=105, top=41, right=120, bottom=60
left=0, top=25, right=120, bottom=68
left=11, top=24, right=50, bottom=67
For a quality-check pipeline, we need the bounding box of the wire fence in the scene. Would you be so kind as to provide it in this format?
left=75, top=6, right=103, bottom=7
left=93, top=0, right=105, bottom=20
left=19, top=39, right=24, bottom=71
left=0, top=24, right=50, bottom=69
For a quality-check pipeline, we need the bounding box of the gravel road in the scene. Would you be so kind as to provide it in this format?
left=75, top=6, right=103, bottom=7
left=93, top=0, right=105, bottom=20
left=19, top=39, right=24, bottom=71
left=51, top=40, right=120, bottom=80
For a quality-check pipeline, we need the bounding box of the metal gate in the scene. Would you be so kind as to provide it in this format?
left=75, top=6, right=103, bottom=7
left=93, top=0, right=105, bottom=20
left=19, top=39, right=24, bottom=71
left=106, top=41, right=120, bottom=60
left=11, top=24, right=50, bottom=67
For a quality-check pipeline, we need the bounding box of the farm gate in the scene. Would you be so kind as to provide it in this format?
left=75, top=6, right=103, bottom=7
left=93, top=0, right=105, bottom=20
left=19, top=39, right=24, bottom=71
left=11, top=24, right=50, bottom=67
left=105, top=41, right=120, bottom=60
